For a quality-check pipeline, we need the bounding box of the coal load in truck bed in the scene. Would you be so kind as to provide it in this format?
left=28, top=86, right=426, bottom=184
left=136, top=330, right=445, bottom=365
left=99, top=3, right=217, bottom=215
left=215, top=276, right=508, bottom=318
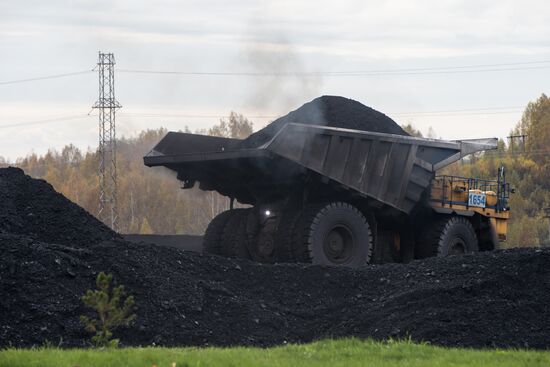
left=0, top=167, right=118, bottom=246
left=241, top=95, right=409, bottom=148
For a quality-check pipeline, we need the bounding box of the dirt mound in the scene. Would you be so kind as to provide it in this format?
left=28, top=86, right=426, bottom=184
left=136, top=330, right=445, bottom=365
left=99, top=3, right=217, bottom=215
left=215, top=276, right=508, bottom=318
left=0, top=167, right=118, bottom=246
left=241, top=96, right=408, bottom=148
left=1, top=169, right=549, bottom=349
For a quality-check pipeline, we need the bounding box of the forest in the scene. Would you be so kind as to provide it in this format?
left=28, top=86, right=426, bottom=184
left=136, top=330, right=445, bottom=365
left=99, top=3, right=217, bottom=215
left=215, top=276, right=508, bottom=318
left=3, top=96, right=549, bottom=247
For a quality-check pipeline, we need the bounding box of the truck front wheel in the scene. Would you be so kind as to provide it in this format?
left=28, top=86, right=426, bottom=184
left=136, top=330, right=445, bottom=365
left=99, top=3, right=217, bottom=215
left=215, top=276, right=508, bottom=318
left=296, top=202, right=373, bottom=267
left=417, top=216, right=478, bottom=258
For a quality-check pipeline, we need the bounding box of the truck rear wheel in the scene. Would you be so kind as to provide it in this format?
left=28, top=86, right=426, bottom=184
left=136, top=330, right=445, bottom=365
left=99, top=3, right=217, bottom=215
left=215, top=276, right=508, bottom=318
left=295, top=202, right=373, bottom=267
left=418, top=216, right=478, bottom=258
left=203, top=210, right=234, bottom=255
left=220, top=208, right=251, bottom=259
left=274, top=208, right=303, bottom=263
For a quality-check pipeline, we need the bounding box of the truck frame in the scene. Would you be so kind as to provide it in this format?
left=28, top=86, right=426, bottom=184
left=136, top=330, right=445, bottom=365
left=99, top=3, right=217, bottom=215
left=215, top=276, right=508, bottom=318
left=144, top=122, right=511, bottom=266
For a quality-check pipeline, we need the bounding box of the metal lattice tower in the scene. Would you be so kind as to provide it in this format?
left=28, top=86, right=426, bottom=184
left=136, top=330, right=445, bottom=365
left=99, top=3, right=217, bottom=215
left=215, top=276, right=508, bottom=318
left=93, top=52, right=121, bottom=230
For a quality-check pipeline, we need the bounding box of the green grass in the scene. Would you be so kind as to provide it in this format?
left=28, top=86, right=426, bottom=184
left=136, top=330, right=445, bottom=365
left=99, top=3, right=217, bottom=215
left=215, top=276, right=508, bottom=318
left=1, top=338, right=549, bottom=367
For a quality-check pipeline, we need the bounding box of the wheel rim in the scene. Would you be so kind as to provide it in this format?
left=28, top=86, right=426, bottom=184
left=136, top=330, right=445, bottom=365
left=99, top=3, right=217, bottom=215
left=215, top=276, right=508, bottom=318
left=450, top=237, right=467, bottom=255
left=323, top=225, right=354, bottom=264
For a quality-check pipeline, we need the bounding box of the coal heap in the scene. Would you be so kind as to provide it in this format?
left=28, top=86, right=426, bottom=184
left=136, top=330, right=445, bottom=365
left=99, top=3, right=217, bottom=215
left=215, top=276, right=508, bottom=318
left=1, top=168, right=550, bottom=349
left=0, top=167, right=118, bottom=246
left=241, top=96, right=408, bottom=148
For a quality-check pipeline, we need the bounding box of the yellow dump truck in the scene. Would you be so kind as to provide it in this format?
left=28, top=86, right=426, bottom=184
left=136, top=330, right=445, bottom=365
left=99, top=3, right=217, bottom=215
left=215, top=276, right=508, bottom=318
left=145, top=124, right=512, bottom=266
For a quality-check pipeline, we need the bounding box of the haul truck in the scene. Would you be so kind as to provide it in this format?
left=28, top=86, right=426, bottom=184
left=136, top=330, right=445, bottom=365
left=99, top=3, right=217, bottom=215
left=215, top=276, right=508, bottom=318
left=144, top=123, right=511, bottom=266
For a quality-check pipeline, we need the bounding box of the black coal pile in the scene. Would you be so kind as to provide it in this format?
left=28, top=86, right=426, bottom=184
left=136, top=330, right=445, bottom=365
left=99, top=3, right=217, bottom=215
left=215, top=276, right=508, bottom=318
left=241, top=96, right=408, bottom=148
left=1, top=168, right=550, bottom=349
left=0, top=167, right=118, bottom=246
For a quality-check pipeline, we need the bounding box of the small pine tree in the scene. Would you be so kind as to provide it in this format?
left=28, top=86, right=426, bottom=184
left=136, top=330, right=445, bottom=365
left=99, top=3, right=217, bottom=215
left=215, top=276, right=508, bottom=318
left=140, top=217, right=154, bottom=234
left=80, top=272, right=136, bottom=348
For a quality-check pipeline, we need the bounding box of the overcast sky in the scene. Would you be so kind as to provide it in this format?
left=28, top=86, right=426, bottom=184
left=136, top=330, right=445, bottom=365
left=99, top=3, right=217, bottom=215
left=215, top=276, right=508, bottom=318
left=1, top=0, right=549, bottom=159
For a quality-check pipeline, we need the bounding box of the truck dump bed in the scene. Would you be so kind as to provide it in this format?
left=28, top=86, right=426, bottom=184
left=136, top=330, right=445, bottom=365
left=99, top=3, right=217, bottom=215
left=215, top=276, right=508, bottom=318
left=144, top=123, right=496, bottom=213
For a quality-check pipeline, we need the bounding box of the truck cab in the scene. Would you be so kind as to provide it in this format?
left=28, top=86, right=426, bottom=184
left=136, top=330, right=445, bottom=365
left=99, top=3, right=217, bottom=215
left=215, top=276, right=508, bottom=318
left=412, top=168, right=511, bottom=259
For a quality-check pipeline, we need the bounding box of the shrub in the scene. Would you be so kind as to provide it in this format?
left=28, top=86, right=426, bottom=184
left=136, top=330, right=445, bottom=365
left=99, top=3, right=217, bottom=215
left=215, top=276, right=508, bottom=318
left=80, top=272, right=136, bottom=347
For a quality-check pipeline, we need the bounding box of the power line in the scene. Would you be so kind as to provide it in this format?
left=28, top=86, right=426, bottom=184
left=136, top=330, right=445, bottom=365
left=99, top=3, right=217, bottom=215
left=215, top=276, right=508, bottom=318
left=0, top=104, right=526, bottom=129
left=118, top=66, right=550, bottom=77
left=319, top=60, right=550, bottom=73
left=1, top=59, right=549, bottom=87
left=118, top=60, right=550, bottom=77
left=390, top=106, right=523, bottom=114
left=120, top=106, right=524, bottom=119
left=119, top=111, right=520, bottom=119
left=0, top=114, right=92, bottom=129
left=392, top=110, right=523, bottom=117
left=0, top=70, right=93, bottom=86
left=119, top=112, right=279, bottom=119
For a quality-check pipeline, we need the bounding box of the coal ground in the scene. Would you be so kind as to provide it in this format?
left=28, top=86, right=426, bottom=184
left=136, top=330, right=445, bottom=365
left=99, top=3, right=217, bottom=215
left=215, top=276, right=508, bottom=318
left=241, top=95, right=408, bottom=148
left=1, top=167, right=550, bottom=349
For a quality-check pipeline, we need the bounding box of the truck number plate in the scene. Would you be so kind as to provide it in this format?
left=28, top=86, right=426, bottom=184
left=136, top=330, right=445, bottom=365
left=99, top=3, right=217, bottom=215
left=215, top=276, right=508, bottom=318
left=468, top=192, right=486, bottom=208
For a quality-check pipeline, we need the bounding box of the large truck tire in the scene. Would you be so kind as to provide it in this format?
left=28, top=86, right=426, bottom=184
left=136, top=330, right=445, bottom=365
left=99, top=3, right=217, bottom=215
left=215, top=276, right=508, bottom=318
left=288, top=205, right=323, bottom=263
left=220, top=208, right=251, bottom=259
left=273, top=208, right=303, bottom=263
left=246, top=213, right=278, bottom=263
left=294, top=202, right=373, bottom=267
left=203, top=210, right=234, bottom=255
left=417, top=216, right=478, bottom=258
